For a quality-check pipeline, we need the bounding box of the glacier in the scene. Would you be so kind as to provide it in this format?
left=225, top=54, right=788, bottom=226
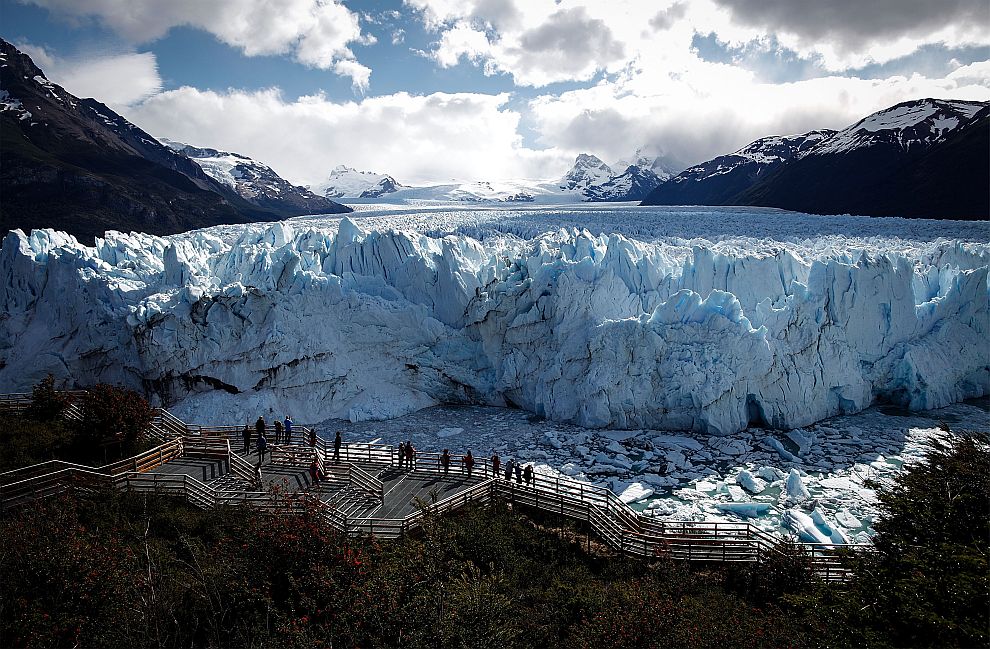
left=0, top=204, right=987, bottom=436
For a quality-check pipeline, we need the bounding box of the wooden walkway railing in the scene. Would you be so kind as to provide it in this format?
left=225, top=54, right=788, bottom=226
left=0, top=391, right=867, bottom=581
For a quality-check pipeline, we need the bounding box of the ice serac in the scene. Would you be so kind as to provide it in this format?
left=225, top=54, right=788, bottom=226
left=0, top=221, right=987, bottom=432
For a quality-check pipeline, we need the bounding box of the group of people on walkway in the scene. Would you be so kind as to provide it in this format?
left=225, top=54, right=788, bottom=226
left=500, top=455, right=535, bottom=486
left=242, top=415, right=295, bottom=459
left=438, top=448, right=478, bottom=476
left=412, top=447, right=535, bottom=486
left=241, top=416, right=333, bottom=457
left=489, top=451, right=535, bottom=485
left=397, top=441, right=418, bottom=470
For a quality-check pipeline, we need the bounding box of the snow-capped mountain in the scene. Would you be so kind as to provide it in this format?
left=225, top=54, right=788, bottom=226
left=643, top=98, right=988, bottom=219
left=343, top=179, right=573, bottom=203
left=318, top=165, right=403, bottom=198
left=642, top=130, right=835, bottom=206
left=163, top=141, right=348, bottom=215
left=0, top=39, right=252, bottom=242
left=560, top=154, right=614, bottom=192
left=561, top=151, right=678, bottom=202
left=314, top=149, right=679, bottom=205
left=737, top=98, right=989, bottom=219
left=0, top=39, right=350, bottom=243
left=807, top=98, right=985, bottom=157
left=614, top=148, right=681, bottom=182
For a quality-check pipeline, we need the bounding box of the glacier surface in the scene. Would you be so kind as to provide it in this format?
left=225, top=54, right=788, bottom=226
left=1, top=204, right=987, bottom=436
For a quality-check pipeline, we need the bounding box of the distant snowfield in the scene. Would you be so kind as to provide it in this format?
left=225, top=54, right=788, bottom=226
left=284, top=201, right=990, bottom=245
left=2, top=203, right=988, bottom=540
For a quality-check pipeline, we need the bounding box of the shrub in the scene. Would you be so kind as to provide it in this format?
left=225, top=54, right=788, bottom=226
left=75, top=384, right=153, bottom=450
left=26, top=374, right=73, bottom=422
left=852, top=434, right=990, bottom=648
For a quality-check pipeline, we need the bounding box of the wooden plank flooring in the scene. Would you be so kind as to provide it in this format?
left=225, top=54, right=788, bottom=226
left=147, top=450, right=488, bottom=521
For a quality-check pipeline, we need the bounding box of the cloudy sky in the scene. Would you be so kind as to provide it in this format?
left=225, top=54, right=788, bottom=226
left=3, top=0, right=989, bottom=185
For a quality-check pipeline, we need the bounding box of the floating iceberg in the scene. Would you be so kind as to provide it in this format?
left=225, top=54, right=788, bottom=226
left=1, top=207, right=987, bottom=435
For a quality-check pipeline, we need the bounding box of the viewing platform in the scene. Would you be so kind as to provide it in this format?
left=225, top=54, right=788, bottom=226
left=0, top=392, right=865, bottom=581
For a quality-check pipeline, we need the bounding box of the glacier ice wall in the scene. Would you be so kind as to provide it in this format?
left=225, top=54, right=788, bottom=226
left=1, top=219, right=987, bottom=434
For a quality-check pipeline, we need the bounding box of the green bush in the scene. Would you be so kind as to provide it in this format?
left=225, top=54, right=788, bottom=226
left=843, top=434, right=990, bottom=648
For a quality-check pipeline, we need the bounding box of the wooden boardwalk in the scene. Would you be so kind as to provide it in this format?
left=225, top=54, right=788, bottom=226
left=0, top=391, right=867, bottom=581
left=146, top=449, right=490, bottom=521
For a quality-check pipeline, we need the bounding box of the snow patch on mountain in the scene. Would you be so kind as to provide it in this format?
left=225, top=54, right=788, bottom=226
left=807, top=99, right=986, bottom=157
left=162, top=140, right=286, bottom=199
left=560, top=154, right=615, bottom=192
left=674, top=130, right=836, bottom=183
left=318, top=165, right=402, bottom=199
left=160, top=139, right=345, bottom=214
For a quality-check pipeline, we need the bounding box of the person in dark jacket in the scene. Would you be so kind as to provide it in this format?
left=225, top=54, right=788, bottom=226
left=242, top=424, right=252, bottom=455
left=440, top=449, right=451, bottom=475
left=491, top=452, right=501, bottom=478
left=397, top=442, right=406, bottom=469
left=255, top=416, right=266, bottom=448
left=333, top=431, right=342, bottom=463
left=257, top=433, right=268, bottom=464
left=284, top=416, right=293, bottom=445
left=406, top=441, right=415, bottom=469
left=463, top=450, right=475, bottom=477
left=504, top=459, right=513, bottom=481
left=514, top=462, right=523, bottom=484
left=523, top=463, right=533, bottom=487
left=273, top=419, right=283, bottom=445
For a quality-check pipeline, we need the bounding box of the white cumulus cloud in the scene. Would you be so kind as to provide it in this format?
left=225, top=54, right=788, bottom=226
left=123, top=87, right=569, bottom=186
left=22, top=0, right=371, bottom=84
left=16, top=42, right=162, bottom=108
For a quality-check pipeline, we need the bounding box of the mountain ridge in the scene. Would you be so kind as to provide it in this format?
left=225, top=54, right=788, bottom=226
left=0, top=39, right=350, bottom=243
left=162, top=140, right=349, bottom=216
left=642, top=98, right=989, bottom=219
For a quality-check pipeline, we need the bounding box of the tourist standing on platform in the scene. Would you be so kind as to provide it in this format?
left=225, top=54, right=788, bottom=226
left=273, top=419, right=283, bottom=445
left=406, top=441, right=416, bottom=469
left=255, top=416, right=266, bottom=449
left=242, top=424, right=252, bottom=455
left=333, top=431, right=342, bottom=463
left=397, top=442, right=406, bottom=469
left=514, top=462, right=523, bottom=484
left=504, top=459, right=513, bottom=481
left=491, top=452, right=500, bottom=478
left=464, top=450, right=475, bottom=477
left=257, top=432, right=268, bottom=463
left=309, top=427, right=317, bottom=447
left=440, top=449, right=451, bottom=474
left=309, top=457, right=320, bottom=485
left=284, top=415, right=293, bottom=444
left=523, top=463, right=533, bottom=487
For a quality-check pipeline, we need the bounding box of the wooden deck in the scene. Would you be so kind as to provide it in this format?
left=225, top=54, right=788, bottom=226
left=0, top=391, right=868, bottom=582
left=146, top=449, right=489, bottom=521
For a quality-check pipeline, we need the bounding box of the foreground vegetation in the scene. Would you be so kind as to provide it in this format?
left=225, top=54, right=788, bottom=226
left=0, top=380, right=986, bottom=647
left=0, top=376, right=152, bottom=472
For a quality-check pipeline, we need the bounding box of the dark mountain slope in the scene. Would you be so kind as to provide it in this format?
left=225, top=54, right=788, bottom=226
left=739, top=101, right=989, bottom=220
left=0, top=39, right=349, bottom=243
left=641, top=131, right=835, bottom=206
